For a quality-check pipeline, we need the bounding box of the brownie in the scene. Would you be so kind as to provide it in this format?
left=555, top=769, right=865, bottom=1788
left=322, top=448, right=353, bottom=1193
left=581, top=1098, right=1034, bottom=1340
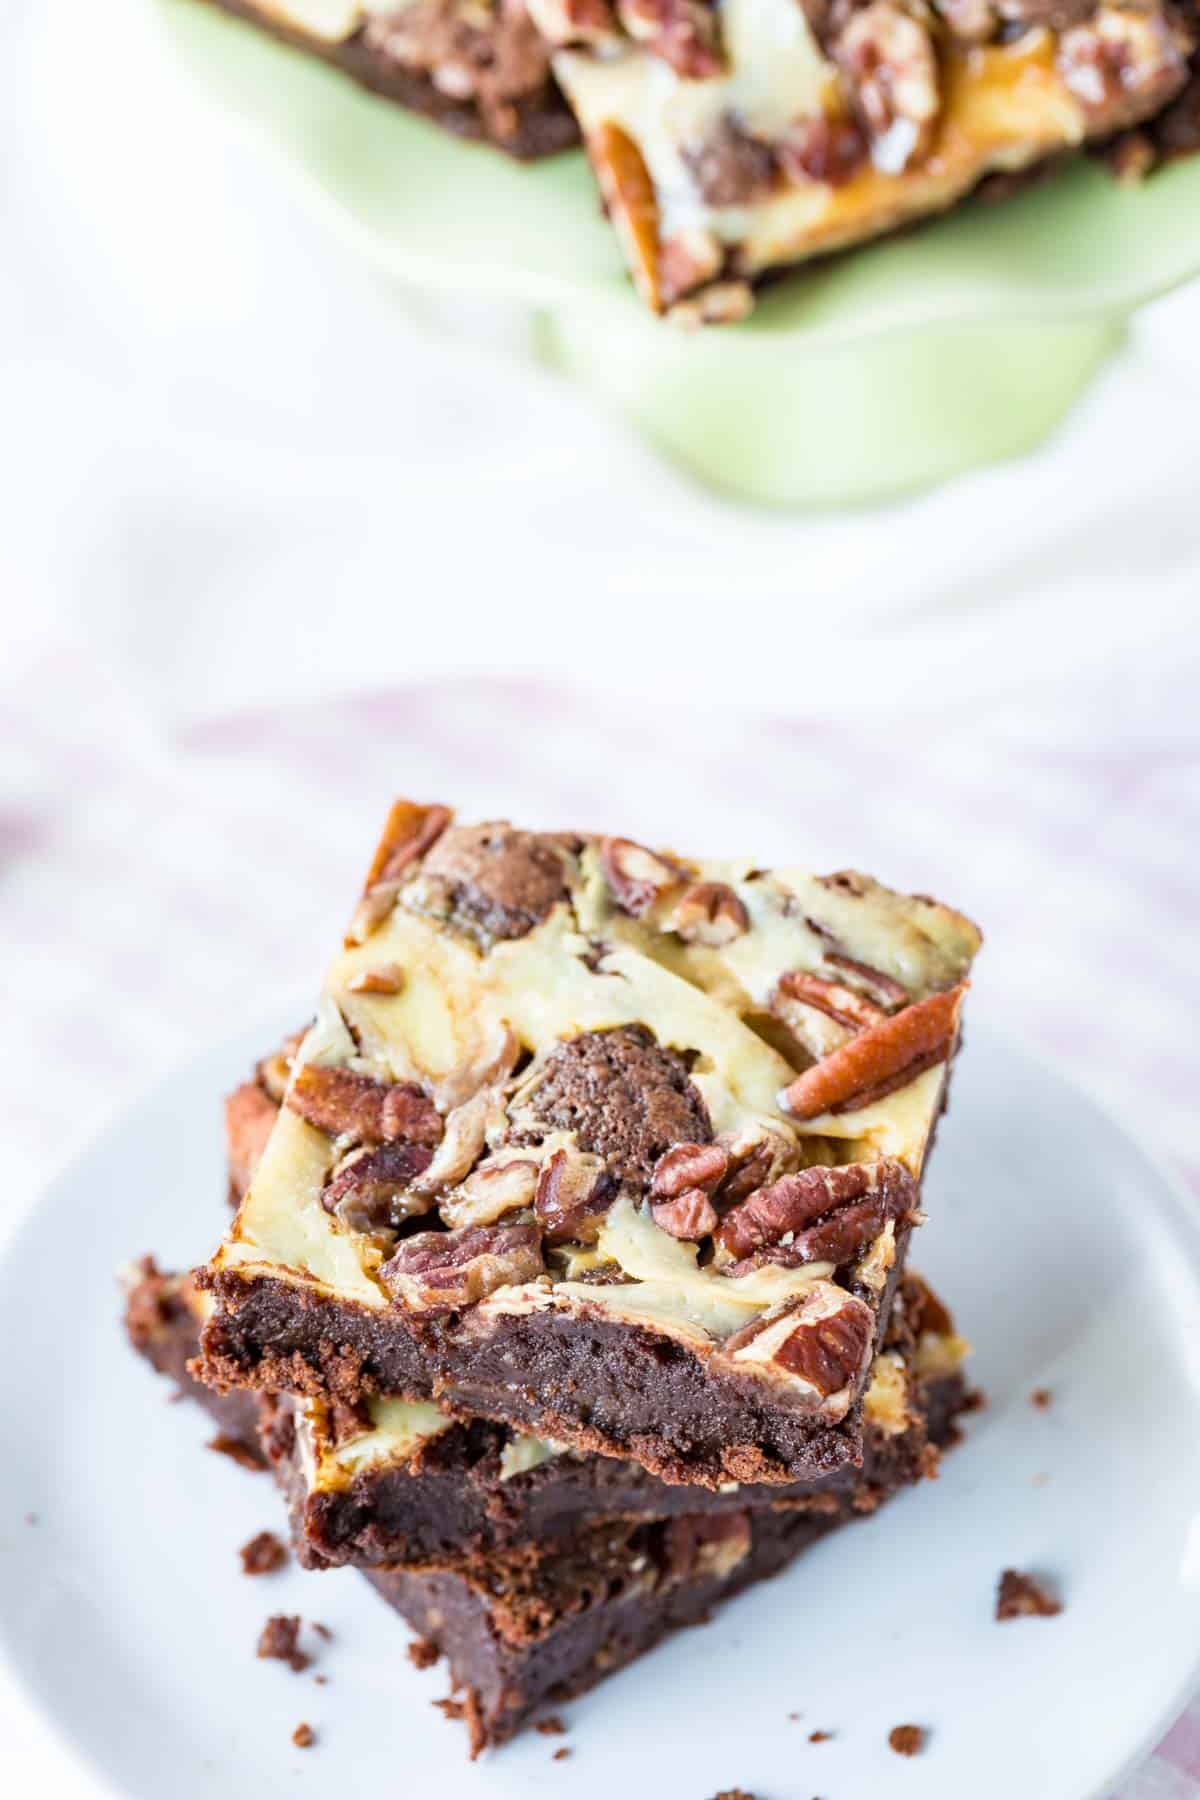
left=203, top=0, right=578, bottom=160
left=538, top=0, right=1199, bottom=321
left=129, top=1252, right=969, bottom=1570
left=199, top=801, right=980, bottom=1487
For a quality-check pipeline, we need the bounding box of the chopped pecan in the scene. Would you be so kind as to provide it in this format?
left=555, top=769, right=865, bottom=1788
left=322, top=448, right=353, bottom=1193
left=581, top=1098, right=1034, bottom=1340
left=775, top=969, right=888, bottom=1034
left=225, top=1080, right=282, bottom=1202
left=433, top=1025, right=522, bottom=1113
left=651, top=1188, right=720, bottom=1239
left=714, top=1158, right=916, bottom=1261
left=381, top=1221, right=544, bottom=1311
left=257, top=1030, right=306, bottom=1104
left=834, top=1, right=941, bottom=175
left=649, top=1141, right=730, bottom=1200
left=525, top=0, right=620, bottom=43
left=322, top=1141, right=436, bottom=1234
left=616, top=0, right=724, bottom=76
left=535, top=1147, right=619, bottom=1244
left=440, top=1157, right=540, bottom=1230
left=713, top=1128, right=789, bottom=1204
left=683, top=116, right=778, bottom=207
left=780, top=983, right=966, bottom=1120
left=599, top=835, right=683, bottom=915
left=589, top=125, right=662, bottom=312
left=288, top=1062, right=444, bottom=1147
left=415, top=1085, right=502, bottom=1192
left=823, top=950, right=909, bottom=1011
left=1058, top=6, right=1189, bottom=126
left=723, top=1285, right=875, bottom=1404
left=345, top=962, right=406, bottom=996
left=995, top=1569, right=1062, bottom=1620
left=778, top=114, right=868, bottom=185
left=673, top=882, right=750, bottom=947
left=659, top=228, right=725, bottom=305
left=346, top=800, right=451, bottom=945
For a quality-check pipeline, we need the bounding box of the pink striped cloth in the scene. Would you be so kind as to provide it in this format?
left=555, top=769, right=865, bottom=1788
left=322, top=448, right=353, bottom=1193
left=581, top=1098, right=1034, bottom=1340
left=2, top=647, right=1197, bottom=1795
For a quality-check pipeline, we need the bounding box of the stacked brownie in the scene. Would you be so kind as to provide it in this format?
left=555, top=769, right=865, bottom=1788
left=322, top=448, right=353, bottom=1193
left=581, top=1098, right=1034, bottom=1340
left=126, top=799, right=981, bottom=1751
left=196, top=0, right=1200, bottom=322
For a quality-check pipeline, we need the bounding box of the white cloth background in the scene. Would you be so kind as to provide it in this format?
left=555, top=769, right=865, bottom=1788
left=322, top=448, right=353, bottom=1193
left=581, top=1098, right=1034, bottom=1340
left=2, top=0, right=1199, bottom=1794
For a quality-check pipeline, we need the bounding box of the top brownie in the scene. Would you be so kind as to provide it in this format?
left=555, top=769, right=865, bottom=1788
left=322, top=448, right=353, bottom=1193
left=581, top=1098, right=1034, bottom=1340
left=200, top=799, right=980, bottom=1485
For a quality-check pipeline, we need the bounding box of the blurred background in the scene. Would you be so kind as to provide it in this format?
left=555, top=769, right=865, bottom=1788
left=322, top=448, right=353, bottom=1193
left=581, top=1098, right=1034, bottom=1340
left=2, top=0, right=1199, bottom=1793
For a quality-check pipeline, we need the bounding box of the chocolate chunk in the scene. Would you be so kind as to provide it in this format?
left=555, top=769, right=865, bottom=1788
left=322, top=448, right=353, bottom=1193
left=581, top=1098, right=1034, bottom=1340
left=239, top=1530, right=288, bottom=1575
left=520, top=1025, right=711, bottom=1191
left=409, top=822, right=570, bottom=947
left=995, top=1569, right=1062, bottom=1620
left=257, top=1615, right=310, bottom=1672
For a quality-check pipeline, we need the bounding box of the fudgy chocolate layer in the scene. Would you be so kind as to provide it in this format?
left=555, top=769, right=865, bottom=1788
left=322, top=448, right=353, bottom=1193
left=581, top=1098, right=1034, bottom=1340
left=205, top=0, right=578, bottom=159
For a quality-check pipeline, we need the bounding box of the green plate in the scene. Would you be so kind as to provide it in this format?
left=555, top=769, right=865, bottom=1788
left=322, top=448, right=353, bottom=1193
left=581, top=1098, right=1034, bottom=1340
left=158, top=0, right=1200, bottom=504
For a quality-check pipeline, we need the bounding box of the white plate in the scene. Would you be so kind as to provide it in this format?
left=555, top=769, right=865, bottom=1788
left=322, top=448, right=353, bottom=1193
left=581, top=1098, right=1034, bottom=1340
left=1, top=1013, right=1199, bottom=1799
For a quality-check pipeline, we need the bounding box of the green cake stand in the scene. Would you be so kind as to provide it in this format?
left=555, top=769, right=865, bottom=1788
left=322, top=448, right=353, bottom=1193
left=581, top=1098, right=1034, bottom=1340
left=158, top=0, right=1200, bottom=507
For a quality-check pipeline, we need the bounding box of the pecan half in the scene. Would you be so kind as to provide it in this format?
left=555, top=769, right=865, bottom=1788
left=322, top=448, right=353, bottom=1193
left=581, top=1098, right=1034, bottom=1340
left=589, top=126, right=662, bottom=312
left=534, top=1147, right=619, bottom=1244
left=616, top=0, right=724, bottom=77
left=649, top=1141, right=730, bottom=1200
left=823, top=950, right=909, bottom=1011
left=381, top=1222, right=544, bottom=1311
left=995, top=1569, right=1062, bottom=1620
left=440, top=1157, right=540, bottom=1230
left=731, top=1195, right=908, bottom=1272
left=673, top=882, right=750, bottom=947
left=780, top=984, right=966, bottom=1120
left=288, top=1063, right=444, bottom=1147
left=722, top=1285, right=875, bottom=1407
left=834, top=1, right=941, bottom=175
left=714, top=1158, right=916, bottom=1261
left=599, top=835, right=683, bottom=915
left=775, top=969, right=888, bottom=1033
left=346, top=800, right=451, bottom=945
left=1059, top=5, right=1189, bottom=125
left=322, top=1141, right=436, bottom=1235
left=651, top=1189, right=720, bottom=1239
left=713, top=1127, right=790, bottom=1204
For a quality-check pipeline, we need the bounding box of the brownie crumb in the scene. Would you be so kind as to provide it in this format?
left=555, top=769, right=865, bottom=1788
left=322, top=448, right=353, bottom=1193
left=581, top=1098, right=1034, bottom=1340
left=314, top=1675, right=329, bottom=1686
left=889, top=1723, right=926, bottom=1756
left=311, top=1622, right=333, bottom=1642
left=962, top=1387, right=987, bottom=1414
left=239, top=1531, right=288, bottom=1576
left=535, top=1715, right=567, bottom=1735
left=433, top=1692, right=487, bottom=1760
left=292, top=1723, right=315, bottom=1749
left=809, top=1729, right=833, bottom=1742
left=1030, top=1388, right=1053, bottom=1410
left=257, top=1616, right=311, bottom=1673
left=553, top=1746, right=571, bottom=1762
left=996, top=1569, right=1062, bottom=1620
left=407, top=1637, right=440, bottom=1670
left=208, top=1432, right=267, bottom=1472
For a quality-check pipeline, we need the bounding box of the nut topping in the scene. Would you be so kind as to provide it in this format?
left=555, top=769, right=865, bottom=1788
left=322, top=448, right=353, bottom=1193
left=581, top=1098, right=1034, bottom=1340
left=288, top=1063, right=444, bottom=1147
left=381, top=1221, right=544, bottom=1311
left=822, top=951, right=909, bottom=1011
left=731, top=1194, right=909, bottom=1273
left=775, top=969, right=889, bottom=1033
left=714, top=1158, right=917, bottom=1261
left=1059, top=5, right=1190, bottom=123
left=415, top=1085, right=503, bottom=1193
left=346, top=800, right=451, bottom=945
left=722, top=1285, right=875, bottom=1408
left=615, top=0, right=724, bottom=77
left=525, top=0, right=620, bottom=43
left=649, top=1141, right=730, bottom=1200
left=535, top=1147, right=618, bottom=1244
left=659, top=227, right=725, bottom=305
left=673, top=882, right=750, bottom=948
left=440, top=1157, right=541, bottom=1230
left=780, top=983, right=967, bottom=1120
left=834, top=1, right=941, bottom=175
left=346, top=963, right=406, bottom=996
left=589, top=126, right=663, bottom=312
left=322, top=1141, right=436, bottom=1235
left=599, top=836, right=683, bottom=915
left=651, top=1189, right=720, bottom=1240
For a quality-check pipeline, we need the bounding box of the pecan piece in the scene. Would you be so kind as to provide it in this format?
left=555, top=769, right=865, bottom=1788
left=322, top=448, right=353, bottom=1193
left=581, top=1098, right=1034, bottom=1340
left=823, top=950, right=909, bottom=1011
left=659, top=227, right=724, bottom=306
left=714, top=1158, right=916, bottom=1261
left=1058, top=5, right=1189, bottom=126
left=525, top=0, right=620, bottom=43
left=673, top=882, right=750, bottom=947
left=257, top=1030, right=306, bottom=1104
left=381, top=1222, right=543, bottom=1311
left=731, top=1193, right=909, bottom=1272
left=651, top=1189, right=720, bottom=1240
left=722, top=1285, right=875, bottom=1408
left=780, top=983, right=967, bottom=1120
left=649, top=1141, right=730, bottom=1200
left=322, top=1141, right=436, bottom=1234
left=775, top=969, right=888, bottom=1033
left=778, top=114, right=868, bottom=186
left=683, top=116, right=778, bottom=207
left=589, top=125, right=662, bottom=312
left=415, top=1084, right=503, bottom=1192
left=345, top=963, right=405, bottom=996
left=995, top=1569, right=1062, bottom=1620
left=834, top=1, right=941, bottom=175
left=616, top=0, right=724, bottom=77
left=440, top=1157, right=540, bottom=1230
left=225, top=1080, right=282, bottom=1203
left=599, top=835, right=682, bottom=915
left=346, top=800, right=451, bottom=945
left=535, top=1147, right=618, bottom=1244
left=288, top=1062, right=444, bottom=1147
